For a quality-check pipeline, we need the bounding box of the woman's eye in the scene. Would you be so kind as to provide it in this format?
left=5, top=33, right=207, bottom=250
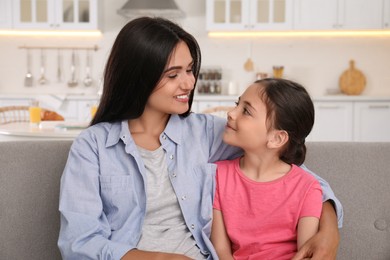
left=186, top=69, right=193, bottom=73
left=167, top=74, right=178, bottom=79
left=234, top=101, right=239, bottom=106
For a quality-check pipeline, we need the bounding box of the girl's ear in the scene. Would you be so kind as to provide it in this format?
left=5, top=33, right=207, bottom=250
left=267, top=130, right=289, bottom=149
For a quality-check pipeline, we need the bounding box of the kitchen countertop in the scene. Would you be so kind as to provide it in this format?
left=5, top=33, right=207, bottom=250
left=0, top=121, right=87, bottom=141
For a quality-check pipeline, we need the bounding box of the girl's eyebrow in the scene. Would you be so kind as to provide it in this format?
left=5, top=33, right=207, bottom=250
left=242, top=100, right=256, bottom=112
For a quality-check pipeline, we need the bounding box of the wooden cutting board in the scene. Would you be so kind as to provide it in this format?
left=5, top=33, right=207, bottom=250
left=339, top=60, right=366, bottom=95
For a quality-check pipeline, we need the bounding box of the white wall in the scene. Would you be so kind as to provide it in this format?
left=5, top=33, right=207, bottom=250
left=0, top=0, right=389, bottom=97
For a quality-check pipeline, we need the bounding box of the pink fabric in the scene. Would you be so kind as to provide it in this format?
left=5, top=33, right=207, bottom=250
left=213, top=158, right=323, bottom=260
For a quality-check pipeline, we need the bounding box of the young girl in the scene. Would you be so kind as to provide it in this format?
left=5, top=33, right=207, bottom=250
left=211, top=78, right=323, bottom=260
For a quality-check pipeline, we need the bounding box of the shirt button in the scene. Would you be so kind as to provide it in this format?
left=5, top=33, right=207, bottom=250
left=162, top=135, right=167, bottom=140
left=181, top=195, right=187, bottom=200
left=169, top=154, right=174, bottom=160
left=190, top=224, right=195, bottom=229
left=122, top=135, right=126, bottom=139
left=172, top=173, right=177, bottom=178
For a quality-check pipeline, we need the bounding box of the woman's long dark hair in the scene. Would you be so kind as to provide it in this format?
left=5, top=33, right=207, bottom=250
left=255, top=78, right=315, bottom=165
left=91, top=17, right=201, bottom=125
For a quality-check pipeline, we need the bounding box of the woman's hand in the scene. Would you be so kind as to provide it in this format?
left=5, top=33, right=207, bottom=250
left=292, top=201, right=340, bottom=260
left=121, top=249, right=192, bottom=260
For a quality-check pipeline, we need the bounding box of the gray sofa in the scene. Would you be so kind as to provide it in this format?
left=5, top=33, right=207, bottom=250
left=0, top=141, right=389, bottom=260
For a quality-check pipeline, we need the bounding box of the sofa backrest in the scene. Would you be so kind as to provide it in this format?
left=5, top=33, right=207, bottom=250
left=0, top=141, right=72, bottom=260
left=0, top=141, right=389, bottom=259
left=305, top=142, right=390, bottom=260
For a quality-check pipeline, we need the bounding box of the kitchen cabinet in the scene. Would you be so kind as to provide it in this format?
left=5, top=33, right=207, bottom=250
left=206, top=0, right=293, bottom=31
left=307, top=101, right=353, bottom=142
left=12, top=0, right=100, bottom=30
left=354, top=102, right=390, bottom=142
left=294, top=0, right=384, bottom=30
left=0, top=0, right=12, bottom=29
left=384, top=0, right=390, bottom=29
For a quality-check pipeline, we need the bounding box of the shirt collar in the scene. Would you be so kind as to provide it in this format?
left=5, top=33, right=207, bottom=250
left=105, top=121, right=126, bottom=147
left=164, top=114, right=182, bottom=145
left=105, top=114, right=183, bottom=147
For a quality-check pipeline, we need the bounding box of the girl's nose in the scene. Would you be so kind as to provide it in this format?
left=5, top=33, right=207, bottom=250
left=227, top=107, right=236, bottom=120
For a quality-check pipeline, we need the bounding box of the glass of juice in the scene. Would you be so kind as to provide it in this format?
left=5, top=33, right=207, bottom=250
left=90, top=104, right=98, bottom=119
left=29, top=100, right=42, bottom=127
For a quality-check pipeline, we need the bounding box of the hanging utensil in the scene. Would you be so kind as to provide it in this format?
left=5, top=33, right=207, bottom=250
left=243, top=41, right=254, bottom=72
left=24, top=49, right=33, bottom=87
left=38, top=49, right=47, bottom=85
left=67, top=50, right=78, bottom=87
left=57, top=49, right=62, bottom=82
left=83, top=50, right=93, bottom=87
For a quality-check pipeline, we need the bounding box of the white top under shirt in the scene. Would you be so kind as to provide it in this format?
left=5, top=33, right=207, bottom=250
left=136, top=145, right=206, bottom=259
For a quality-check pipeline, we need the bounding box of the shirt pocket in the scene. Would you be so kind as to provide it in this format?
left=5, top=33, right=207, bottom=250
left=99, top=175, right=139, bottom=229
left=192, top=163, right=217, bottom=224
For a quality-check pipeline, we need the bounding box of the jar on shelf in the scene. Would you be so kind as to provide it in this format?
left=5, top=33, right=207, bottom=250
left=197, top=67, right=222, bottom=94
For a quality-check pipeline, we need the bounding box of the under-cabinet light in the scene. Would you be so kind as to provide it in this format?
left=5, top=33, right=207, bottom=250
left=0, top=30, right=102, bottom=37
left=208, top=30, right=390, bottom=37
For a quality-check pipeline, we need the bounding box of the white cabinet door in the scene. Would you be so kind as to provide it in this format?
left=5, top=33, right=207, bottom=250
left=55, top=0, right=98, bottom=30
left=13, top=0, right=99, bottom=30
left=354, top=102, right=390, bottom=142
left=0, top=0, right=12, bottom=28
left=384, top=0, right=390, bottom=29
left=250, top=0, right=293, bottom=30
left=206, top=0, right=248, bottom=31
left=341, top=0, right=383, bottom=29
left=206, top=0, right=292, bottom=31
left=294, top=0, right=340, bottom=30
left=308, top=101, right=353, bottom=142
left=294, top=0, right=383, bottom=30
left=13, top=0, right=56, bottom=29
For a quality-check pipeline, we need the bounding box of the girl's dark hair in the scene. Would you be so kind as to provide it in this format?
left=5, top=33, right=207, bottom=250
left=91, top=17, right=201, bottom=125
left=255, top=78, right=315, bottom=165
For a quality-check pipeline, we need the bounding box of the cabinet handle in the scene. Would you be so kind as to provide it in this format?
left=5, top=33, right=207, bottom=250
left=368, top=105, right=390, bottom=109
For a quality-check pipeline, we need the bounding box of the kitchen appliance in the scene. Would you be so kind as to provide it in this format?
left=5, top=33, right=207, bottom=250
left=117, top=0, right=185, bottom=19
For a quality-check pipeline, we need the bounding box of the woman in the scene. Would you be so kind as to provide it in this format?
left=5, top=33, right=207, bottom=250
left=58, top=17, right=342, bottom=260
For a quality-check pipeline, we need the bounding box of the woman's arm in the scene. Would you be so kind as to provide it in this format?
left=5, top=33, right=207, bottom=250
left=121, top=250, right=191, bottom=260
left=292, top=201, right=340, bottom=260
left=211, top=209, right=234, bottom=260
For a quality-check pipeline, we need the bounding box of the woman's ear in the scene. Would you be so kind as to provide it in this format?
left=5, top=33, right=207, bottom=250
left=267, top=130, right=289, bottom=149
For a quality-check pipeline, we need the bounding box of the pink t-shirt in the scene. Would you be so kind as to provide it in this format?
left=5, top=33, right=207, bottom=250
left=213, top=158, right=323, bottom=260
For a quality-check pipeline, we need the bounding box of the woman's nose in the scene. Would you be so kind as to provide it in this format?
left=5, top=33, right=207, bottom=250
left=180, top=73, right=195, bottom=90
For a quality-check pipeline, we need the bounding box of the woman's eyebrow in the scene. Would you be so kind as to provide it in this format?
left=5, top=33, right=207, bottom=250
left=163, top=61, right=194, bottom=73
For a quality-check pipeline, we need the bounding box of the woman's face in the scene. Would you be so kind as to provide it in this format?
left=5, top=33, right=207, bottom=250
left=223, top=84, right=274, bottom=151
left=146, top=41, right=195, bottom=115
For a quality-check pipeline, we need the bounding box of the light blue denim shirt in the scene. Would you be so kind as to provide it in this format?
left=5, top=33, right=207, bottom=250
left=58, top=113, right=343, bottom=260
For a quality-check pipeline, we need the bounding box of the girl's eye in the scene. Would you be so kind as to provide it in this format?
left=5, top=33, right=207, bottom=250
left=186, top=68, right=193, bottom=73
left=234, top=101, right=239, bottom=106
left=243, top=108, right=251, bottom=115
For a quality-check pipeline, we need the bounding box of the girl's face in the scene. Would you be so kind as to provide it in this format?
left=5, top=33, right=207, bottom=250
left=223, top=84, right=275, bottom=151
left=146, top=41, right=195, bottom=115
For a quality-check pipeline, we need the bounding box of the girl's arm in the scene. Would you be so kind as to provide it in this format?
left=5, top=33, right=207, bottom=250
left=292, top=201, right=340, bottom=260
left=297, top=217, right=320, bottom=250
left=211, top=209, right=234, bottom=260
